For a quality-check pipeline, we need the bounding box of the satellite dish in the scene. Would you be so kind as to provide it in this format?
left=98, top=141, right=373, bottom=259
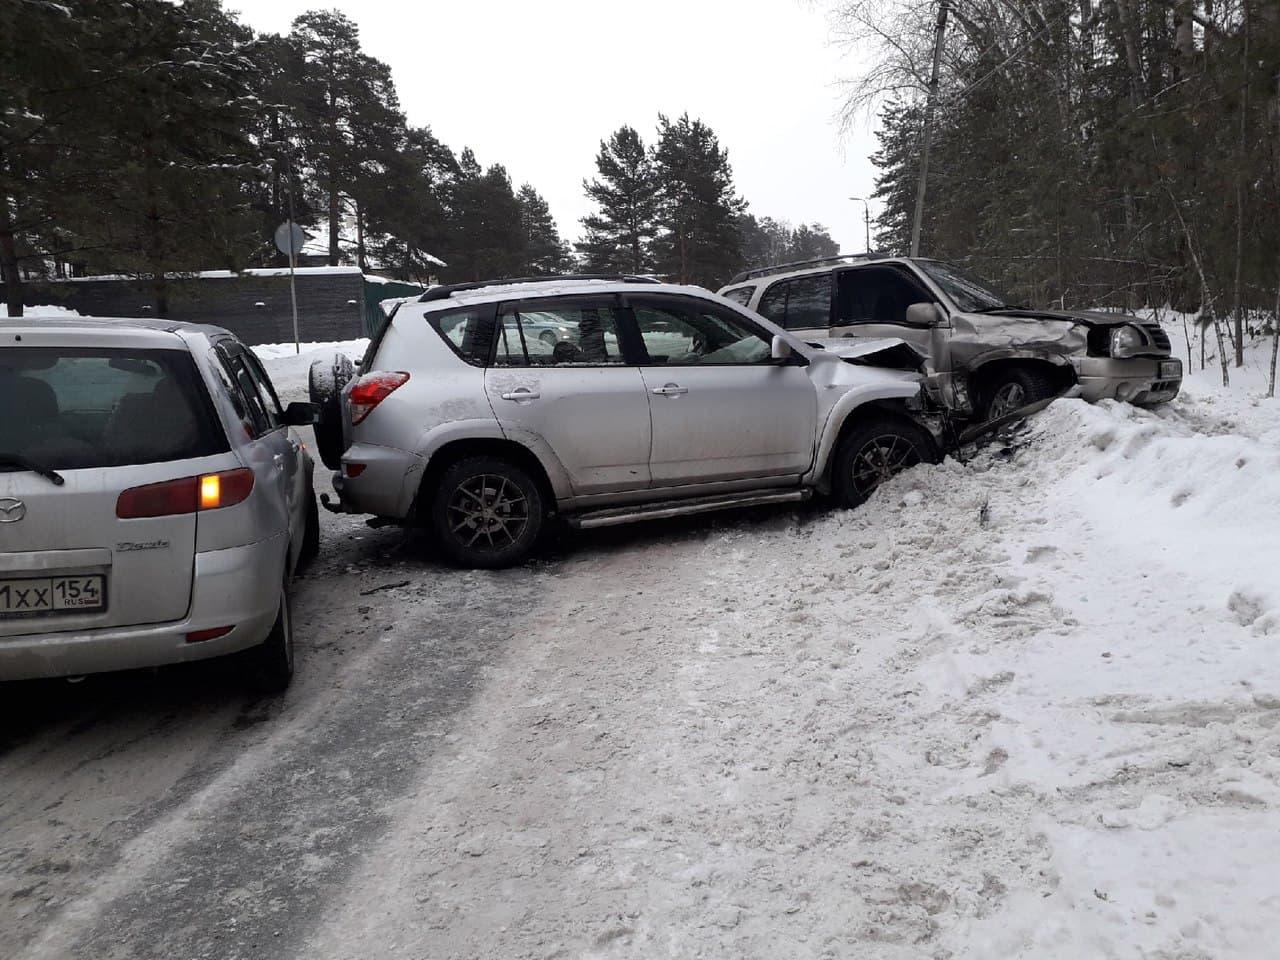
left=274, top=221, right=306, bottom=258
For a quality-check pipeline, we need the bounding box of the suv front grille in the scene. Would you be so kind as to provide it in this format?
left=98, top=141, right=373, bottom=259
left=1143, top=324, right=1171, bottom=352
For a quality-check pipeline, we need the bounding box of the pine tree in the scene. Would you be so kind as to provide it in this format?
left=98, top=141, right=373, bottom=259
left=517, top=185, right=568, bottom=275
left=365, top=126, right=457, bottom=282
left=444, top=151, right=524, bottom=281
left=651, top=113, right=746, bottom=287
left=576, top=126, right=659, bottom=274
left=59, top=0, right=265, bottom=314
left=289, top=11, right=404, bottom=266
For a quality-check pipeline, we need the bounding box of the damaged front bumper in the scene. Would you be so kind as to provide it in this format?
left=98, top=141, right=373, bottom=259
left=1074, top=355, right=1182, bottom=405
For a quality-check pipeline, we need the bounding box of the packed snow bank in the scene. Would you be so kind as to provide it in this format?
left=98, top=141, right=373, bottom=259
left=22, top=304, right=83, bottom=317
left=253, top=339, right=368, bottom=403
left=300, top=369, right=1280, bottom=956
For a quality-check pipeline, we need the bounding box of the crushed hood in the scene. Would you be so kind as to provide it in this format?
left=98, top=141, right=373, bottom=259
left=968, top=308, right=1143, bottom=328
left=812, top=337, right=926, bottom=372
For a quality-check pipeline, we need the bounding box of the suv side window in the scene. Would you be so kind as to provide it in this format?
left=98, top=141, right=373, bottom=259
left=836, top=266, right=932, bottom=326
left=429, top=305, right=496, bottom=366
left=493, top=300, right=627, bottom=367
left=783, top=274, right=832, bottom=330
left=632, top=298, right=773, bottom=366
left=757, top=281, right=788, bottom=326
left=756, top=274, right=832, bottom=331
left=721, top=286, right=755, bottom=307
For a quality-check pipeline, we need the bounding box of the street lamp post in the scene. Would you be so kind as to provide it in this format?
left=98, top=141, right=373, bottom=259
left=849, top=197, right=871, bottom=253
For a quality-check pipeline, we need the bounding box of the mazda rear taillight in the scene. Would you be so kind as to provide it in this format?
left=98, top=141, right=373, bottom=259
left=116, top=468, right=255, bottom=518
left=349, top=371, right=409, bottom=424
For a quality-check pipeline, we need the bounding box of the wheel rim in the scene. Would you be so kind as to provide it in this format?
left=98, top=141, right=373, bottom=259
left=446, top=473, right=530, bottom=552
left=988, top=382, right=1026, bottom=419
left=849, top=434, right=921, bottom=500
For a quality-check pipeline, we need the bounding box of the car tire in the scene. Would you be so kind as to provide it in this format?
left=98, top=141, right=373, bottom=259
left=296, top=483, right=320, bottom=572
left=832, top=413, right=938, bottom=508
left=252, top=579, right=294, bottom=693
left=982, top=366, right=1057, bottom=420
left=539, top=330, right=558, bottom=346
left=430, top=456, right=543, bottom=569
left=309, top=353, right=355, bottom=470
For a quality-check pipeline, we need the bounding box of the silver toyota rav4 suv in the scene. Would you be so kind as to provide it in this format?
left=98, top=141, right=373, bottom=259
left=0, top=318, right=318, bottom=688
left=311, top=276, right=943, bottom=568
left=719, top=254, right=1183, bottom=420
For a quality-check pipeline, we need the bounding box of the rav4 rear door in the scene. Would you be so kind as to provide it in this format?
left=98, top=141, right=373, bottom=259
left=0, top=339, right=232, bottom=638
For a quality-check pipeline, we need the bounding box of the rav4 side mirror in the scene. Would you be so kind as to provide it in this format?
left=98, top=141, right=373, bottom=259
left=283, top=401, right=318, bottom=426
left=771, top=335, right=794, bottom=362
left=905, top=302, right=944, bottom=327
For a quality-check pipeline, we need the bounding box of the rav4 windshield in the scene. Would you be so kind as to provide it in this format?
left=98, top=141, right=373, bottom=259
left=917, top=260, right=1011, bottom=313
left=0, top=347, right=228, bottom=470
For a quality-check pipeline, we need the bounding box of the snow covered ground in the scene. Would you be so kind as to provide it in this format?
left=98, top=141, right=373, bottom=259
left=253, top=339, right=368, bottom=403
left=5, top=319, right=1278, bottom=959
left=271, top=326, right=1279, bottom=957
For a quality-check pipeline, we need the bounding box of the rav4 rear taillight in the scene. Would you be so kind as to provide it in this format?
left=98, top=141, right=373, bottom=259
left=116, top=468, right=255, bottom=519
left=348, top=371, right=410, bottom=425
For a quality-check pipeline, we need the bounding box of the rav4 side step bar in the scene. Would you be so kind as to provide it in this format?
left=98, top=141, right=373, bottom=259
left=568, top=489, right=812, bottom=530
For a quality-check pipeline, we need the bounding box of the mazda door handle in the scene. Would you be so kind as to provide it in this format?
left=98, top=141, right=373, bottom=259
left=500, top=389, right=540, bottom=401
left=651, top=383, right=688, bottom=396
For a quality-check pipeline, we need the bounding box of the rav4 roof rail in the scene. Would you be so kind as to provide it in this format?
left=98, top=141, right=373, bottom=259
left=728, top=253, right=891, bottom=285
left=418, top=274, right=662, bottom=302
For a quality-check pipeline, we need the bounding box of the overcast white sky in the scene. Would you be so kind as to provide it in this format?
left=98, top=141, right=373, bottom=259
left=228, top=0, right=882, bottom=254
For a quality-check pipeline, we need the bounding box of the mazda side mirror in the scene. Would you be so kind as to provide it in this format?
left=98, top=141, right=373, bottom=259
left=905, top=303, right=944, bottom=327
left=771, top=335, right=794, bottom=362
left=283, top=401, right=317, bottom=426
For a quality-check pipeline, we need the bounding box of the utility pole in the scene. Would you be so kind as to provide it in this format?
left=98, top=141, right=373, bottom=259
left=910, top=0, right=950, bottom=258
left=849, top=195, right=870, bottom=252
left=283, top=150, right=301, bottom=356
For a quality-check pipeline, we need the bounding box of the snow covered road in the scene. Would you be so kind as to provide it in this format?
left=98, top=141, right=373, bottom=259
left=3, top=345, right=1279, bottom=959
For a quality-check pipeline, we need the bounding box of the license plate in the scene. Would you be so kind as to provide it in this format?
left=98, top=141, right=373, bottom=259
left=1158, top=359, right=1182, bottom=380
left=0, top=575, right=106, bottom=617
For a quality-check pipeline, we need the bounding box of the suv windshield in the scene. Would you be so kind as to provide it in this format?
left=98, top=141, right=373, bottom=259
left=917, top=260, right=1013, bottom=312
left=0, top=347, right=227, bottom=470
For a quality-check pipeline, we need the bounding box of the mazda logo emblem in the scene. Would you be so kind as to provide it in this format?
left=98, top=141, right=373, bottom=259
left=0, top=498, right=26, bottom=523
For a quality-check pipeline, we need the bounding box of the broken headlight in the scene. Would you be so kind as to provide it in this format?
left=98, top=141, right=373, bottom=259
left=1109, top=324, right=1146, bottom=358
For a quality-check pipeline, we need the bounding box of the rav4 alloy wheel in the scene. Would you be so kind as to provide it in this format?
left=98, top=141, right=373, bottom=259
left=430, top=456, right=544, bottom=568
left=833, top=415, right=938, bottom=507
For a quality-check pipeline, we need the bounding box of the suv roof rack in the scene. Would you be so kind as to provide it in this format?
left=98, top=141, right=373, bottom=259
left=727, top=253, right=891, bottom=285
left=419, top=274, right=661, bottom=303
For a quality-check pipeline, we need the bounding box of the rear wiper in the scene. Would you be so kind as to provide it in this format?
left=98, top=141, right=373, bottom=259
left=0, top=454, right=65, bottom=486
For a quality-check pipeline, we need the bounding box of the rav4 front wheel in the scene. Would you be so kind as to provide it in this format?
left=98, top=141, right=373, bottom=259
left=832, top=414, right=938, bottom=508
left=430, top=456, right=544, bottom=568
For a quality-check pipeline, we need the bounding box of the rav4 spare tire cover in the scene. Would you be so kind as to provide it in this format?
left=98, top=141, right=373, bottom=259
left=309, top=353, right=355, bottom=470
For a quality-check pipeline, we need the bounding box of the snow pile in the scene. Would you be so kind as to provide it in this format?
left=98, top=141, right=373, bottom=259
left=22, top=304, right=83, bottom=317
left=253, top=339, right=367, bottom=403
left=300, top=369, right=1280, bottom=956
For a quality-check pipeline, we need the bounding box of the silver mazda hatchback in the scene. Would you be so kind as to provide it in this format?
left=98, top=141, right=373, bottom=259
left=0, top=318, right=319, bottom=690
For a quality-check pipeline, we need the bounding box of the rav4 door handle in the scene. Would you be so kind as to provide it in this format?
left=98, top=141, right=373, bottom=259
left=651, top=383, right=688, bottom=396
left=500, top=388, right=540, bottom=401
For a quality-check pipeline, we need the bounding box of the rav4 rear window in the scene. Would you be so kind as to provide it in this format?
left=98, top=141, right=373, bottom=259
left=0, top=347, right=228, bottom=470
left=427, top=305, right=496, bottom=366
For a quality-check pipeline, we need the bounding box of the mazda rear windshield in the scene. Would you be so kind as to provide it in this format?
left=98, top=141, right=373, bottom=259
left=0, top=347, right=228, bottom=470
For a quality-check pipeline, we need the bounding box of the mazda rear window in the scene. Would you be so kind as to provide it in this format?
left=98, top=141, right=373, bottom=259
left=0, top=347, right=228, bottom=470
